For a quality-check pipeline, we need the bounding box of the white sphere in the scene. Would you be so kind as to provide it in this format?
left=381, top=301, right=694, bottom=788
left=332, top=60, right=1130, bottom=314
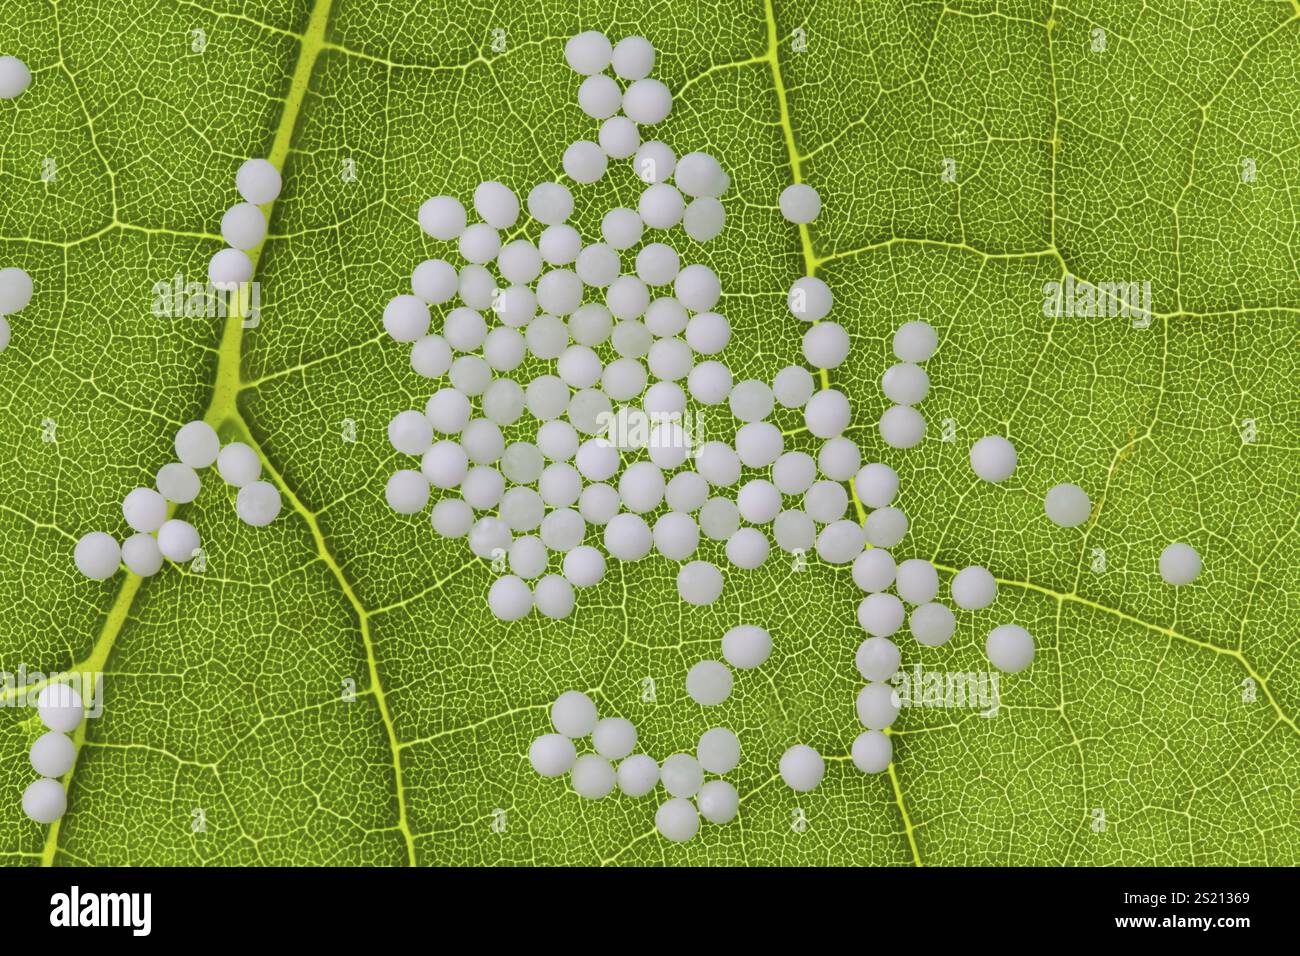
left=385, top=470, right=429, bottom=514
left=534, top=574, right=576, bottom=619
left=804, top=389, right=850, bottom=438
left=30, top=730, right=76, bottom=778
left=655, top=798, right=699, bottom=842
left=773, top=509, right=815, bottom=553
left=879, top=405, right=926, bottom=449
left=431, top=499, right=474, bottom=538
left=852, top=549, right=896, bottom=593
left=537, top=268, right=584, bottom=315
left=121, top=533, right=163, bottom=577
left=473, top=180, right=519, bottom=229
left=540, top=509, right=586, bottom=552
left=483, top=327, right=525, bottom=373
left=410, top=335, right=452, bottom=380
left=74, top=532, right=119, bottom=580
left=772, top=451, right=816, bottom=495
left=644, top=380, right=687, bottom=415
left=0, top=56, right=33, bottom=99
left=721, top=625, right=771, bottom=669
left=895, top=558, right=938, bottom=605
left=618, top=461, right=665, bottom=513
left=685, top=312, right=730, bottom=356
left=411, top=258, right=459, bottom=304
left=457, top=224, right=500, bottom=265
left=644, top=297, right=688, bottom=337
left=468, top=516, right=512, bottom=559
left=482, top=379, right=525, bottom=427
left=538, top=463, right=581, bottom=508
left=383, top=294, right=430, bottom=342
left=639, top=182, right=685, bottom=230
left=728, top=380, right=773, bottom=423
left=636, top=243, right=680, bottom=287
left=646, top=336, right=692, bottom=381
left=697, top=727, right=740, bottom=774
left=216, top=441, right=262, bottom=487
left=726, top=527, right=769, bottom=569
left=803, top=321, right=850, bottom=369
left=677, top=560, right=724, bottom=605
left=951, top=565, right=997, bottom=609
left=235, top=158, right=282, bottom=205
left=387, top=410, right=433, bottom=457
left=1159, top=542, right=1202, bottom=586
left=157, top=518, right=200, bottom=562
left=893, top=320, right=938, bottom=362
left=571, top=755, right=616, bottom=799
left=818, top=437, right=860, bottom=481
left=910, top=602, right=956, bottom=647
left=779, top=183, right=821, bottom=224
left=500, top=440, right=544, bottom=483
left=852, top=730, right=893, bottom=774
left=683, top=196, right=726, bottom=242
left=648, top=421, right=689, bottom=469
left=425, top=388, right=471, bottom=435
left=816, top=519, right=865, bottom=564
left=539, top=224, right=582, bottom=264
left=970, top=435, right=1018, bottom=482
left=675, top=152, right=727, bottom=198
left=569, top=302, right=614, bottom=346
left=661, top=753, right=705, bottom=798
left=175, top=420, right=219, bottom=468
left=686, top=660, right=733, bottom=706
left=571, top=439, right=616, bottom=483
left=612, top=35, right=655, bottom=79
left=654, top=512, right=700, bottom=560
left=737, top=479, right=782, bottom=525
left=858, top=592, right=905, bottom=636
left=674, top=264, right=720, bottom=312
left=592, top=718, right=638, bottom=761
left=524, top=376, right=568, bottom=422
left=220, top=202, right=266, bottom=250
left=524, top=316, right=568, bottom=361
left=779, top=744, right=825, bottom=792
left=22, top=778, right=66, bottom=825
left=605, top=512, right=653, bottom=561
left=986, top=624, right=1035, bottom=672
left=864, top=506, right=908, bottom=548
left=552, top=690, right=597, bottom=738
left=856, top=682, right=900, bottom=730
left=665, top=471, right=709, bottom=513
left=207, top=248, right=251, bottom=290
left=1045, top=483, right=1092, bottom=528
left=450, top=355, right=490, bottom=395
left=459, top=265, right=496, bottom=310
left=804, top=480, right=847, bottom=523
left=634, top=140, right=676, bottom=183
left=622, top=77, right=672, bottom=125
left=495, top=285, right=536, bottom=328
left=500, top=487, right=544, bottom=531
left=37, top=683, right=84, bottom=733
left=557, top=344, right=602, bottom=389
left=567, top=388, right=612, bottom=435
left=537, top=420, right=580, bottom=463
left=601, top=207, right=643, bottom=250
left=563, top=545, right=607, bottom=587
left=598, top=115, right=640, bottom=158
left=699, top=497, right=740, bottom=540
left=734, top=422, right=783, bottom=468
left=418, top=195, right=466, bottom=240
left=463, top=466, right=506, bottom=510
left=235, top=480, right=282, bottom=526
left=773, top=365, right=815, bottom=408
left=787, top=276, right=832, bottom=321
left=578, top=73, right=622, bottom=119
left=882, top=363, right=930, bottom=405
left=508, top=536, right=548, bottom=580
left=602, top=357, right=648, bottom=402
left=529, top=733, right=576, bottom=777
left=618, top=754, right=660, bottom=797
left=564, top=30, right=612, bottom=74
left=856, top=635, right=901, bottom=682
left=420, top=441, right=468, bottom=490
left=562, top=140, right=607, bottom=184
left=122, top=487, right=168, bottom=533
left=854, top=463, right=899, bottom=509
left=697, top=780, right=739, bottom=824
left=606, top=275, right=650, bottom=321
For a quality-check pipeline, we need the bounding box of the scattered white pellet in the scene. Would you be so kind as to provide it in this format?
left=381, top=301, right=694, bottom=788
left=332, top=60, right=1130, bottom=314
left=816, top=519, right=865, bottom=564
left=0, top=56, right=32, bottom=99
left=598, top=116, right=640, bottom=158
left=216, top=442, right=261, bottom=487
left=383, top=294, right=430, bottom=342
left=157, top=519, right=200, bottom=562
left=855, top=636, right=901, bottom=682
left=881, top=363, right=929, bottom=405
left=697, top=727, right=740, bottom=774
left=893, top=320, right=938, bottom=362
left=697, top=780, right=740, bottom=824
left=418, top=195, right=467, bottom=240
left=685, top=660, right=733, bottom=706
left=1159, top=542, right=1201, bottom=586
left=851, top=731, right=892, bottom=774
left=910, top=602, right=955, bottom=647
left=803, top=321, right=850, bottom=369
left=725, top=527, right=769, bottom=569
left=530, top=734, right=577, bottom=777
left=878, top=405, right=926, bottom=449
left=864, top=506, right=908, bottom=548
left=121, top=487, right=167, bottom=533
left=592, top=717, right=638, bottom=761
left=660, top=753, right=704, bottom=798
left=156, top=462, right=200, bottom=504
left=236, top=481, right=282, bottom=527
left=578, top=74, right=622, bottom=120
left=655, top=797, right=699, bottom=842
left=853, top=463, right=899, bottom=509
left=986, top=624, right=1035, bottom=672
left=562, top=140, right=607, bottom=184
left=612, top=36, right=655, bottom=80
left=534, top=574, right=576, bottom=619
left=622, top=78, right=672, bottom=125
left=633, top=140, right=676, bottom=183
left=235, top=159, right=282, bottom=205
left=779, top=183, right=821, bottom=224
left=564, top=31, right=612, bottom=75
left=473, top=180, right=519, bottom=229
left=74, top=532, right=119, bottom=580
left=951, top=565, right=997, bottom=609
left=787, top=276, right=832, bottom=321
left=773, top=365, right=815, bottom=408
left=895, top=559, right=939, bottom=605
left=803, top=389, right=850, bottom=438
left=852, top=549, right=896, bottom=594
left=721, top=625, right=772, bottom=670
left=220, top=203, right=267, bottom=250
left=856, top=682, right=900, bottom=730
left=779, top=744, right=825, bottom=792
left=970, top=435, right=1018, bottom=483
left=677, top=560, right=723, bottom=605
left=385, top=470, right=430, bottom=514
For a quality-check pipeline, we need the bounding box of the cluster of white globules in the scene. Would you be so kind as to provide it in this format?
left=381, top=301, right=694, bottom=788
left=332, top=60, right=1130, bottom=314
left=20, top=684, right=85, bottom=824
left=0, top=59, right=32, bottom=356
left=71, top=159, right=287, bottom=581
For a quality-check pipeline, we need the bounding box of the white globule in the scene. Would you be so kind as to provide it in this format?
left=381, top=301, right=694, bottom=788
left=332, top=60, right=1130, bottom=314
left=818, top=437, right=860, bottom=481
left=122, top=533, right=163, bottom=577
left=592, top=717, right=638, bottom=761
left=854, top=462, right=899, bottom=509
left=220, top=202, right=267, bottom=250
left=606, top=275, right=650, bottom=321
left=655, top=798, right=699, bottom=842
left=858, top=592, right=905, bottom=637
left=852, top=730, right=893, bottom=774
left=383, top=294, right=430, bottom=342
left=619, top=461, right=666, bottom=513
left=0, top=56, right=33, bottom=99
left=74, top=532, right=120, bottom=580
left=236, top=481, right=282, bottom=527
left=856, top=635, right=901, bottom=682
left=633, top=140, right=676, bottom=184
left=411, top=258, right=458, bottom=304
left=622, top=78, right=673, bottom=125
left=675, top=152, right=728, bottom=198
left=508, top=536, right=548, bottom=579
left=431, top=499, right=473, bottom=538
left=605, top=513, right=653, bottom=561
left=500, top=488, right=544, bottom=531
left=578, top=484, right=620, bottom=527
left=425, top=388, right=471, bottom=434
left=571, top=754, right=615, bottom=799
left=235, top=158, right=282, bottom=205
left=779, top=744, right=825, bottom=793
left=526, top=182, right=573, bottom=226
left=563, top=545, right=607, bottom=587
left=534, top=575, right=576, bottom=619
left=612, top=35, right=656, bottom=79
left=30, top=730, right=76, bottom=778
left=639, top=182, right=685, bottom=230
left=779, top=183, right=821, bottom=224
left=677, top=560, right=724, bottom=606
left=121, top=487, right=168, bottom=533
left=469, top=516, right=512, bottom=559
left=878, top=405, right=926, bottom=449
left=618, top=754, right=660, bottom=797
left=539, top=224, right=582, bottom=265
left=457, top=224, right=500, bottom=265
left=910, top=601, right=956, bottom=646
left=541, top=509, right=585, bottom=552
left=773, top=452, right=816, bottom=495
left=986, top=624, right=1035, bottom=672
left=450, top=355, right=491, bottom=395
left=460, top=266, right=496, bottom=310
left=686, top=660, right=733, bottom=706
left=473, top=180, right=519, bottom=229
left=1159, top=542, right=1202, bottom=586
left=816, top=519, right=866, bottom=564
left=464, top=465, right=507, bottom=510
left=22, top=779, right=67, bottom=825
left=673, top=264, right=721, bottom=312
left=216, top=442, right=262, bottom=487
left=697, top=727, right=741, bottom=774
left=175, top=420, right=219, bottom=469
left=654, top=512, right=699, bottom=560
left=893, top=320, right=938, bottom=362
left=725, top=527, right=769, bottom=569
left=537, top=268, right=584, bottom=316
left=881, top=362, right=930, bottom=405
left=970, top=435, right=1018, bottom=483
left=721, top=625, right=772, bottom=670
left=635, top=243, right=680, bottom=287
left=388, top=410, right=434, bottom=456
left=529, top=733, right=577, bottom=777
left=773, top=509, right=815, bottom=553
left=422, top=441, right=468, bottom=489
left=688, top=360, right=733, bottom=405
left=697, top=780, right=740, bottom=825
left=1045, top=482, right=1092, bottom=528
left=598, top=115, right=640, bottom=158
left=645, top=297, right=688, bottom=337
left=737, top=479, right=782, bottom=525
left=853, top=548, right=896, bottom=593
left=483, top=327, right=525, bottom=372
left=803, top=321, right=850, bottom=369
left=562, top=140, right=608, bottom=184
left=411, top=334, right=452, bottom=378
left=385, top=470, right=430, bottom=514
left=644, top=380, right=687, bottom=416
left=773, top=365, right=815, bottom=408
left=856, top=681, right=901, bottom=730
left=569, top=302, right=614, bottom=344
left=787, top=276, right=832, bottom=322
left=156, top=462, right=200, bottom=503
left=685, top=311, right=729, bottom=355
left=665, top=471, right=708, bottom=513
left=804, top=480, right=848, bottom=524
left=646, top=336, right=692, bottom=381
left=578, top=74, right=622, bottom=119
left=895, top=559, right=939, bottom=605
left=804, top=389, right=851, bottom=438
left=699, top=497, right=740, bottom=541
left=951, top=565, right=997, bottom=609
left=551, top=690, right=597, bottom=738
left=661, top=753, right=705, bottom=798
left=601, top=207, right=643, bottom=249
left=418, top=195, right=467, bottom=240
left=864, top=506, right=908, bottom=548
left=729, top=379, right=774, bottom=423
left=38, top=683, right=84, bottom=733
left=565, top=30, right=613, bottom=74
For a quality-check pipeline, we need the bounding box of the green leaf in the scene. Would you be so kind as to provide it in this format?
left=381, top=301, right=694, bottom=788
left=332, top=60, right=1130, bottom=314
left=0, top=0, right=1296, bottom=866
